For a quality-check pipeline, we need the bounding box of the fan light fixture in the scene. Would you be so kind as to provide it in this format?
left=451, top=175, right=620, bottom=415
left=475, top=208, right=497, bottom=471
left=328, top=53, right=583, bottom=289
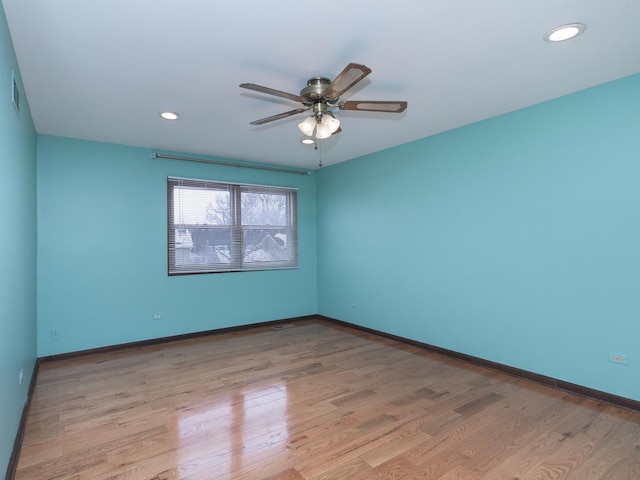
left=298, top=113, right=340, bottom=139
left=544, top=23, right=586, bottom=43
left=298, top=116, right=316, bottom=136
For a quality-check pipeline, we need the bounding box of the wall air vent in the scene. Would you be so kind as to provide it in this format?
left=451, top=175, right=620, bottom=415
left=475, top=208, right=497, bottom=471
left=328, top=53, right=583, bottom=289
left=12, top=70, right=20, bottom=115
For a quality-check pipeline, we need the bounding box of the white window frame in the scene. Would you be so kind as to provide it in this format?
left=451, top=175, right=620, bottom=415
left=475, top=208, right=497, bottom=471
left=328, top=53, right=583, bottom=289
left=168, top=177, right=298, bottom=275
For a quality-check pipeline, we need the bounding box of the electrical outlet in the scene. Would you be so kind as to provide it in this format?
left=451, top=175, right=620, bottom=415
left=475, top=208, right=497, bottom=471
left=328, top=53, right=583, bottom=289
left=19, top=368, right=24, bottom=385
left=153, top=314, right=162, bottom=320
left=50, top=329, right=60, bottom=341
left=608, top=353, right=628, bottom=365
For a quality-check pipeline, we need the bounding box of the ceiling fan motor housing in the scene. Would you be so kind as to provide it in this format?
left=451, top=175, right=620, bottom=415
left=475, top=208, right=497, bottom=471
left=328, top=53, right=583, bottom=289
left=300, top=77, right=336, bottom=105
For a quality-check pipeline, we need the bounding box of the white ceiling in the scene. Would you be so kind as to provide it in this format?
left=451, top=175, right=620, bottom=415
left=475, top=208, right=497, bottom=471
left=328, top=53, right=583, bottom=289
left=3, top=0, right=640, bottom=169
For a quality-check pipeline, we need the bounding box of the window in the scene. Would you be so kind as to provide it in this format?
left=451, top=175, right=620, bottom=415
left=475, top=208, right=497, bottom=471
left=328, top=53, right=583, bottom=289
left=168, top=177, right=298, bottom=275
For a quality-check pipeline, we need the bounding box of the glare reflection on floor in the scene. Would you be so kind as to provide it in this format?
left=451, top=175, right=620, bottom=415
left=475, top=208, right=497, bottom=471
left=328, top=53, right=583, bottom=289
left=177, top=382, right=289, bottom=477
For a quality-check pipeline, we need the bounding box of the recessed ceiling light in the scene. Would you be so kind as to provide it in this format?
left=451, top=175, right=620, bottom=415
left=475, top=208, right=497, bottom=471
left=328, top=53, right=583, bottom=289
left=544, top=23, right=586, bottom=43
left=160, top=111, right=180, bottom=120
left=301, top=139, right=315, bottom=145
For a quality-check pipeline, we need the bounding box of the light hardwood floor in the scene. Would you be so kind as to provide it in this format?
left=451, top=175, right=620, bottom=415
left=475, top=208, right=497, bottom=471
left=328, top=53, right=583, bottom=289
left=15, top=319, right=640, bottom=479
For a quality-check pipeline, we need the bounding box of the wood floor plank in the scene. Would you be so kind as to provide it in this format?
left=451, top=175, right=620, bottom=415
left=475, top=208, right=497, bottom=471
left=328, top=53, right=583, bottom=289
left=14, top=319, right=640, bottom=480
left=260, top=468, right=305, bottom=480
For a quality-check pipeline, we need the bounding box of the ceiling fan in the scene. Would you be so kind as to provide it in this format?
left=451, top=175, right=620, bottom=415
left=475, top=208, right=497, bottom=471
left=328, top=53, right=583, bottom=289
left=240, top=63, right=407, bottom=139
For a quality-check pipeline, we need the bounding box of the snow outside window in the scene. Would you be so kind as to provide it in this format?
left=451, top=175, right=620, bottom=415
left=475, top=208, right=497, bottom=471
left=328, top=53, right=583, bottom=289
left=167, top=177, right=298, bottom=275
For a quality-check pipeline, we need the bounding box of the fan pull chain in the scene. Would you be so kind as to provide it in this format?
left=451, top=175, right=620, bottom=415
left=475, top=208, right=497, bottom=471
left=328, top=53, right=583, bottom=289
left=316, top=140, right=323, bottom=168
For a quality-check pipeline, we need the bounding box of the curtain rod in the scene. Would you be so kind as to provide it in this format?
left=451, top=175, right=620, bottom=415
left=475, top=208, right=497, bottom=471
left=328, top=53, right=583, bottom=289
left=152, top=153, right=312, bottom=176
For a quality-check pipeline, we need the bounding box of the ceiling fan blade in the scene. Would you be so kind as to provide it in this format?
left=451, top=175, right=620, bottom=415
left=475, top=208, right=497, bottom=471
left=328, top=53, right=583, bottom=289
left=249, top=108, right=307, bottom=125
left=240, top=83, right=303, bottom=103
left=338, top=100, right=408, bottom=113
left=322, top=63, right=372, bottom=100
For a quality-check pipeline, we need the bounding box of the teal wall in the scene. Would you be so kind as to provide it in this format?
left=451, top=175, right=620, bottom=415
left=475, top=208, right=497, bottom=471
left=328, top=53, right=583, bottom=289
left=0, top=3, right=37, bottom=475
left=4, top=9, right=640, bottom=471
left=37, top=136, right=318, bottom=356
left=317, top=74, right=640, bottom=401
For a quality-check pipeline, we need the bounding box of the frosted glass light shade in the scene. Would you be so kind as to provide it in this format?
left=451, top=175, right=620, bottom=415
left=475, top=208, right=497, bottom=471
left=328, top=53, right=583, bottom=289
left=298, top=116, right=316, bottom=136
left=323, top=114, right=340, bottom=134
left=315, top=123, right=331, bottom=139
